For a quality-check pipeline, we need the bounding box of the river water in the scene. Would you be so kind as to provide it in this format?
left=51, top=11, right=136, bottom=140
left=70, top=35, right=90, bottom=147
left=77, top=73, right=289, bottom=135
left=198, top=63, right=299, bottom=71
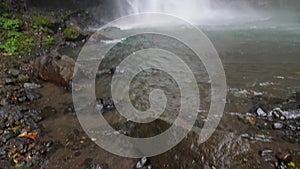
left=37, top=18, right=300, bottom=168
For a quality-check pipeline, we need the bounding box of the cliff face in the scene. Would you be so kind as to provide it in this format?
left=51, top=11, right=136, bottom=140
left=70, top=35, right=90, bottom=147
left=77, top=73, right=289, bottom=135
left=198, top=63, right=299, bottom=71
left=27, top=0, right=106, bottom=10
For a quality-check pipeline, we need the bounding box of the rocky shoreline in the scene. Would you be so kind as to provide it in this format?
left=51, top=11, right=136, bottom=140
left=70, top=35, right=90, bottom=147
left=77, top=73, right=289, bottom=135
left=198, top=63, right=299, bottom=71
left=0, top=1, right=94, bottom=168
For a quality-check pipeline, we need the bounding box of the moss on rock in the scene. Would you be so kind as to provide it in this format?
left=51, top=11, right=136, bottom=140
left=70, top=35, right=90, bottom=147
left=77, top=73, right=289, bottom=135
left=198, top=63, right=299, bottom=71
left=63, top=26, right=86, bottom=41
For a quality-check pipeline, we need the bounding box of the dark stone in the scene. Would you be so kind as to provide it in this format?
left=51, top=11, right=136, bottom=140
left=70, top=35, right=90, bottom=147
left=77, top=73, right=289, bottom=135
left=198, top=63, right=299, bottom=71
left=26, top=92, right=41, bottom=101
left=296, top=91, right=300, bottom=104
left=18, top=96, right=27, bottom=103
left=4, top=78, right=13, bottom=85
left=136, top=157, right=148, bottom=169
left=8, top=68, right=20, bottom=77
left=81, top=158, right=93, bottom=169
left=1, top=133, right=13, bottom=143
left=0, top=98, right=8, bottom=106
left=103, top=98, right=114, bottom=109
left=276, top=152, right=293, bottom=163
left=0, top=148, right=6, bottom=156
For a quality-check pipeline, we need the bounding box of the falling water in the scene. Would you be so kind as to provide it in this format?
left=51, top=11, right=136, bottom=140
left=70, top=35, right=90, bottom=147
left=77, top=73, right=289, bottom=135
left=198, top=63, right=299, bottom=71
left=113, top=0, right=260, bottom=25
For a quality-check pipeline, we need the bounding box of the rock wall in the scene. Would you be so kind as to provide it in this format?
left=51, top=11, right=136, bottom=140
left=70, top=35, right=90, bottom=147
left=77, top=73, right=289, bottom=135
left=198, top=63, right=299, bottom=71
left=27, top=0, right=105, bottom=10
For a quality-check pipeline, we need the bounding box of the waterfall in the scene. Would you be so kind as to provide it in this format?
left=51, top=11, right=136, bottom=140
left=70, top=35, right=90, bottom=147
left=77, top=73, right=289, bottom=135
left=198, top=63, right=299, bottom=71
left=112, top=0, right=261, bottom=25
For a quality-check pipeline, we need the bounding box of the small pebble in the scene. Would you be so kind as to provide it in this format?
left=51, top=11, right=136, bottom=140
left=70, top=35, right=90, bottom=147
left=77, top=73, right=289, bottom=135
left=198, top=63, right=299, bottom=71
left=273, top=123, right=284, bottom=129
left=24, top=83, right=41, bottom=90
left=256, top=108, right=267, bottom=117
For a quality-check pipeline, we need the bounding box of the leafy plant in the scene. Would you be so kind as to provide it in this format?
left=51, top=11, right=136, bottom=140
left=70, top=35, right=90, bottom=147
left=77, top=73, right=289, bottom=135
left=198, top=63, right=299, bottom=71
left=0, top=31, right=35, bottom=55
left=44, top=36, right=57, bottom=47
left=0, top=17, right=20, bottom=30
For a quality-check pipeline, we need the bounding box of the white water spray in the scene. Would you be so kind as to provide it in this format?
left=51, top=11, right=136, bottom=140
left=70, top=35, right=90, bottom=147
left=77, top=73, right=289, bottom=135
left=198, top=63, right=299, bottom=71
left=113, top=0, right=259, bottom=25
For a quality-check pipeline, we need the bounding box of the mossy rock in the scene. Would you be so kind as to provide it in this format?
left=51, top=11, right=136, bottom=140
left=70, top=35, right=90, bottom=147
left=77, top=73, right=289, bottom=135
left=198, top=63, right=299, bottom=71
left=63, top=26, right=86, bottom=41
left=33, top=16, right=51, bottom=27
left=32, top=15, right=60, bottom=32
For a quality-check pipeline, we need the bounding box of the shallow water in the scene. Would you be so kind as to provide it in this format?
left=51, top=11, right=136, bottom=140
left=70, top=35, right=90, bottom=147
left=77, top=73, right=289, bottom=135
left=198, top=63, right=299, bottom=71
left=41, top=20, right=300, bottom=168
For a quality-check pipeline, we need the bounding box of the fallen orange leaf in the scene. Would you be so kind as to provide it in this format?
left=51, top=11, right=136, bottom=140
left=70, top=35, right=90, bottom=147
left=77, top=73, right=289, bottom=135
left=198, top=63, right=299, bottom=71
left=18, top=129, right=29, bottom=137
left=24, top=131, right=38, bottom=140
left=18, top=129, right=38, bottom=140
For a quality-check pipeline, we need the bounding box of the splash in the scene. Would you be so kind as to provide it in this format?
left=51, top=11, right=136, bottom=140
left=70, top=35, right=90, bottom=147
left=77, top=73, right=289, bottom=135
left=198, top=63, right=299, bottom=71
left=113, top=0, right=260, bottom=26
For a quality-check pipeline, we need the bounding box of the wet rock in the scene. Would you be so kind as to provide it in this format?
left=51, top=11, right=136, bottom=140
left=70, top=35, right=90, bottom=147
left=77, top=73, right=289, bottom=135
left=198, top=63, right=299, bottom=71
left=1, top=133, right=13, bottom=143
left=90, top=164, right=107, bottom=169
left=240, top=133, right=251, bottom=139
left=287, top=125, right=297, bottom=131
left=101, top=98, right=114, bottom=109
left=8, top=68, right=20, bottom=77
left=26, top=91, right=41, bottom=101
left=42, top=15, right=60, bottom=32
left=259, top=149, right=276, bottom=163
left=254, top=134, right=272, bottom=142
left=0, top=106, right=51, bottom=167
left=256, top=108, right=267, bottom=117
left=15, top=161, right=25, bottom=168
left=96, top=98, right=115, bottom=111
left=0, top=148, right=6, bottom=156
left=259, top=149, right=274, bottom=157
left=296, top=91, right=300, bottom=103
left=34, top=51, right=75, bottom=86
left=18, top=74, right=29, bottom=83
left=18, top=96, right=27, bottom=103
left=0, top=159, right=11, bottom=167
left=66, top=10, right=98, bottom=33
left=136, top=157, right=148, bottom=169
left=4, top=78, right=13, bottom=85
left=95, top=101, right=103, bottom=112
left=63, top=25, right=87, bottom=41
left=276, top=152, right=293, bottom=164
left=64, top=105, right=75, bottom=114
left=24, top=82, right=41, bottom=90
left=0, top=98, right=8, bottom=106
left=273, top=123, right=284, bottom=129
left=276, top=162, right=288, bottom=169
left=27, top=109, right=43, bottom=122
left=272, top=108, right=300, bottom=120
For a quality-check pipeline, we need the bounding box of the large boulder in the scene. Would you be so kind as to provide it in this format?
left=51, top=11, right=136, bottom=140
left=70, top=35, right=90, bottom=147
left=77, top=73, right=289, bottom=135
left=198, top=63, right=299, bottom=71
left=34, top=51, right=75, bottom=86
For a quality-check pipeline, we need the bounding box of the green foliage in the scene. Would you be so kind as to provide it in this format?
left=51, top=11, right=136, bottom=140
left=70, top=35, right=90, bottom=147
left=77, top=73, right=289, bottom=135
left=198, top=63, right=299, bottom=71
left=0, top=31, right=35, bottom=55
left=0, top=8, right=63, bottom=59
left=22, top=14, right=31, bottom=20
left=44, top=35, right=58, bottom=47
left=0, top=17, right=21, bottom=30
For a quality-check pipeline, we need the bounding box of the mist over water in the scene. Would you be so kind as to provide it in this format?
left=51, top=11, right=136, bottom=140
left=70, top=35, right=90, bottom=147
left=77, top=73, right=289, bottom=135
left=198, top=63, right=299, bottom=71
left=112, top=0, right=265, bottom=26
